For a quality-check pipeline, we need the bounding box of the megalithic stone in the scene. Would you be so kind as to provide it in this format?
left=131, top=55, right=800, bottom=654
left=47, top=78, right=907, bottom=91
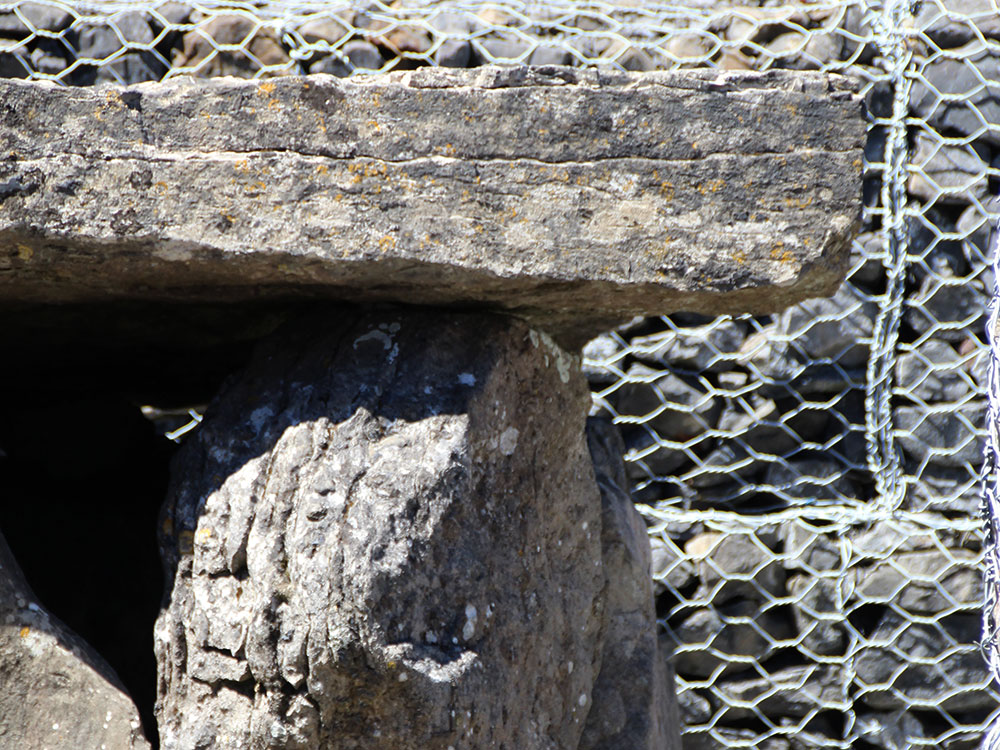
left=0, top=66, right=865, bottom=749
left=154, top=311, right=677, bottom=749
left=0, top=529, right=151, bottom=750
left=0, top=66, right=863, bottom=349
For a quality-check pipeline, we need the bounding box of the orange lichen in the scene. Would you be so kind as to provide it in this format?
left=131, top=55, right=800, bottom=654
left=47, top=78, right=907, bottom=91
left=784, top=196, right=813, bottom=209
left=697, top=179, right=724, bottom=195
left=770, top=243, right=794, bottom=262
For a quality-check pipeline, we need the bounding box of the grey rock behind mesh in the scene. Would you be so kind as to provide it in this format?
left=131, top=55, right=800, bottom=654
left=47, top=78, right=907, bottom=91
left=908, top=132, right=990, bottom=205
left=895, top=402, right=985, bottom=468
left=911, top=42, right=1000, bottom=145
left=854, top=611, right=991, bottom=712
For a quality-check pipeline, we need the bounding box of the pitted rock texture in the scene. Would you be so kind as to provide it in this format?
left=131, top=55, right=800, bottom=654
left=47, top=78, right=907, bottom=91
left=581, top=417, right=681, bottom=750
left=154, top=311, right=674, bottom=749
left=0, top=529, right=151, bottom=750
left=0, top=67, right=864, bottom=348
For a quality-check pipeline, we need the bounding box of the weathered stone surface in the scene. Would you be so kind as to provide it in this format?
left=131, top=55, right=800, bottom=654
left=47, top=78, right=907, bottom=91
left=581, top=418, right=681, bottom=750
left=581, top=333, right=624, bottom=385
left=0, top=67, right=863, bottom=348
left=154, top=311, right=674, bottom=749
left=0, top=529, right=151, bottom=750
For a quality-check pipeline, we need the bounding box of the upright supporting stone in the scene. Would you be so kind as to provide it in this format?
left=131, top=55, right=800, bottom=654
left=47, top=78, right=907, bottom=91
left=0, top=530, right=150, bottom=749
left=154, top=311, right=677, bottom=749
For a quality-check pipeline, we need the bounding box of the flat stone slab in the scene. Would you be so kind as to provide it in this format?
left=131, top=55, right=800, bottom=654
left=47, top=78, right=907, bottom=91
left=0, top=66, right=864, bottom=347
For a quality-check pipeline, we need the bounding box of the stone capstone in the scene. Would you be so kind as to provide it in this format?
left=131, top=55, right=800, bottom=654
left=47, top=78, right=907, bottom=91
left=154, top=311, right=673, bottom=749
left=0, top=66, right=864, bottom=349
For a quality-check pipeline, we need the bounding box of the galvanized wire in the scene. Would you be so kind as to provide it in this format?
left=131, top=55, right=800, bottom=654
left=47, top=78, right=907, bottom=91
left=864, top=0, right=911, bottom=514
left=981, top=223, right=1000, bottom=750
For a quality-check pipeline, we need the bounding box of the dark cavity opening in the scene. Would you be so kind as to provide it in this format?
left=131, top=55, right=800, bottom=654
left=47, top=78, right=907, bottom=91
left=0, top=395, right=175, bottom=745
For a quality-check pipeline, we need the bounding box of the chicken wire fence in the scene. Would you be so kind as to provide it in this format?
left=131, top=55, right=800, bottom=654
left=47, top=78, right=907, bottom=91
left=2, top=0, right=999, bottom=747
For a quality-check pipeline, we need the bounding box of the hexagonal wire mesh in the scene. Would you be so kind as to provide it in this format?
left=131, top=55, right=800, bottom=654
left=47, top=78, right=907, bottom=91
left=2, top=0, right=999, bottom=747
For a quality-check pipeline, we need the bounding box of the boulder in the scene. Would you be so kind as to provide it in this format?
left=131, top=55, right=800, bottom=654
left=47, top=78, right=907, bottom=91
left=0, top=529, right=151, bottom=749
left=581, top=418, right=682, bottom=750
left=154, top=311, right=675, bottom=749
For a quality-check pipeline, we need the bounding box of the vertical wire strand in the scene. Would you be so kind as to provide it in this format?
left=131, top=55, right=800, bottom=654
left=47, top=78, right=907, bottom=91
left=865, top=0, right=913, bottom=514
left=980, top=223, right=1000, bottom=750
